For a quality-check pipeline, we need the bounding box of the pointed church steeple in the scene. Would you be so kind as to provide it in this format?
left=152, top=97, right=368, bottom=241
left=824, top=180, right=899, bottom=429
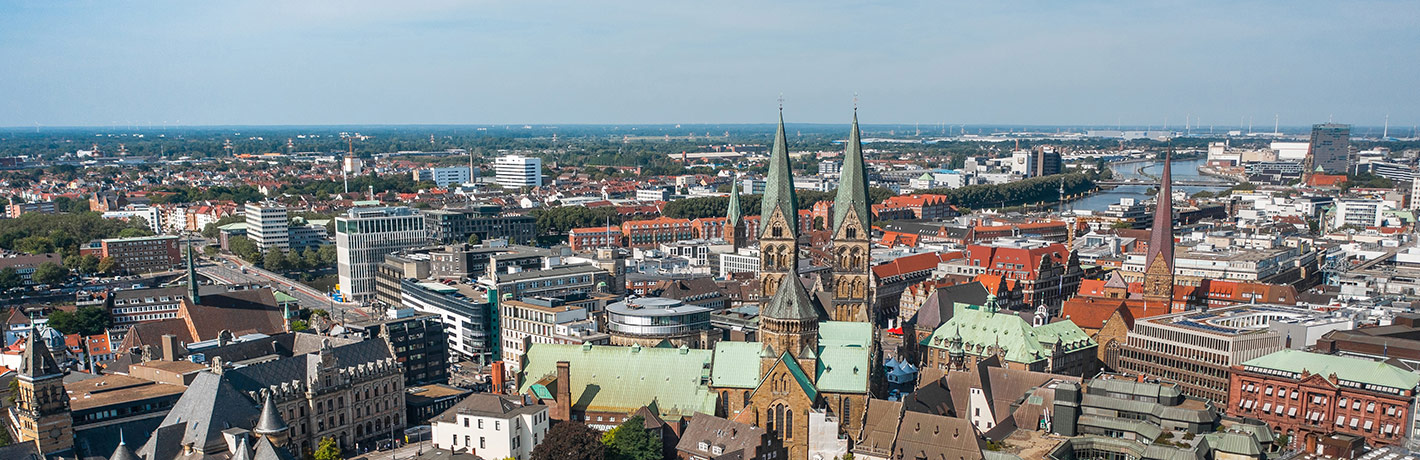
left=833, top=110, right=869, bottom=234
left=760, top=111, right=798, bottom=239
left=828, top=109, right=873, bottom=323
left=726, top=175, right=747, bottom=251
left=758, top=109, right=801, bottom=300
left=1142, top=149, right=1176, bottom=306
left=185, top=239, right=200, bottom=305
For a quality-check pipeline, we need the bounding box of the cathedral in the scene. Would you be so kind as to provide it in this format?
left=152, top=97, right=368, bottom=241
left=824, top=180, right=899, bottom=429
left=712, top=109, right=879, bottom=460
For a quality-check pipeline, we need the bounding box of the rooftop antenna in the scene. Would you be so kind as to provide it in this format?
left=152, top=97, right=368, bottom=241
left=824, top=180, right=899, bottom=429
left=1383, top=114, right=1389, bottom=138
left=1274, top=114, right=1279, bottom=135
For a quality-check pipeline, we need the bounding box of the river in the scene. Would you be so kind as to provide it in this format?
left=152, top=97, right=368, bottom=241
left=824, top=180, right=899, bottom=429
left=1061, top=157, right=1232, bottom=213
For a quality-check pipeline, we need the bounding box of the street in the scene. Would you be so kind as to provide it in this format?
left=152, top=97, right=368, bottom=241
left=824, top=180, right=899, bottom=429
left=197, top=255, right=373, bottom=321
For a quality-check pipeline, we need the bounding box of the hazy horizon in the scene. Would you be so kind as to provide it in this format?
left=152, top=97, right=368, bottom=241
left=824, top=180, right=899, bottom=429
left=3, top=1, right=1417, bottom=127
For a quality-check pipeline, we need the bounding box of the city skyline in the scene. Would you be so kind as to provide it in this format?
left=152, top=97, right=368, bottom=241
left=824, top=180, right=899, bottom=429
left=2, top=1, right=1417, bottom=127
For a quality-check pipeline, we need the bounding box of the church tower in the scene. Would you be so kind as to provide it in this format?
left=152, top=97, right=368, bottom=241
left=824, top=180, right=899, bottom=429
left=726, top=175, right=747, bottom=251
left=757, top=110, right=820, bottom=359
left=830, top=111, right=873, bottom=323
left=1142, top=150, right=1175, bottom=308
left=185, top=239, right=200, bottom=305
left=16, top=332, right=74, bottom=455
left=758, top=111, right=799, bottom=300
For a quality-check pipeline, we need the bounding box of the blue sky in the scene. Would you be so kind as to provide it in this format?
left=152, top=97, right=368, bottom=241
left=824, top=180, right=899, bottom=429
left=1, top=1, right=1416, bottom=127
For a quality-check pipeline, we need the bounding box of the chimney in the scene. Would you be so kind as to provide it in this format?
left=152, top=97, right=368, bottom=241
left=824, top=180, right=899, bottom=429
left=554, top=361, right=572, bottom=421
left=161, top=334, right=180, bottom=361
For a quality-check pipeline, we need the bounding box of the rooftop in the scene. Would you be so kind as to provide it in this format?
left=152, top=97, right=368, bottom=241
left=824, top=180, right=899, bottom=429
left=1242, top=349, right=1420, bottom=392
left=607, top=297, right=712, bottom=317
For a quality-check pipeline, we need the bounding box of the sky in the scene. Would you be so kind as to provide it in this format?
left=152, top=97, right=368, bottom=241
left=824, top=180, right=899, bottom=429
left=1, top=1, right=1417, bottom=128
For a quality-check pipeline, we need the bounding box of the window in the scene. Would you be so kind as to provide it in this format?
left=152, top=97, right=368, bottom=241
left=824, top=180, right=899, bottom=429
left=478, top=419, right=483, bottom=429
left=465, top=435, right=470, bottom=446
left=463, top=418, right=469, bottom=428
left=480, top=437, right=486, bottom=449
left=496, top=421, right=501, bottom=431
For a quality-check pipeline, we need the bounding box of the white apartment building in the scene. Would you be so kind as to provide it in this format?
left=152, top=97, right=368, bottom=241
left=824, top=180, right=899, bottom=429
left=336, top=207, right=428, bottom=301
left=101, top=205, right=162, bottom=235
left=494, top=155, right=542, bottom=188
left=1333, top=198, right=1390, bottom=230
left=432, top=394, right=549, bottom=460
left=416, top=166, right=473, bottom=188
left=245, top=201, right=290, bottom=251
left=499, top=297, right=607, bottom=373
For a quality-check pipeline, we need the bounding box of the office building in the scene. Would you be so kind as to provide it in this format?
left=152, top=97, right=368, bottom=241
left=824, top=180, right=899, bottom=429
left=1110, top=305, right=1298, bottom=404
left=6, top=201, right=56, bottom=218
left=287, top=217, right=330, bottom=252
left=494, top=155, right=542, bottom=188
left=400, top=280, right=495, bottom=364
left=430, top=393, right=550, bottom=460
left=1309, top=123, right=1352, bottom=174
left=346, top=307, right=452, bottom=387
left=1230, top=349, right=1419, bottom=449
left=101, top=205, right=163, bottom=235
left=336, top=206, right=429, bottom=302
left=245, top=201, right=291, bottom=251
left=621, top=217, right=694, bottom=248
left=416, top=166, right=473, bottom=188
left=568, top=226, right=622, bottom=251
left=99, top=235, right=181, bottom=274
left=605, top=297, right=716, bottom=348
left=499, top=296, right=608, bottom=374
left=478, top=263, right=611, bottom=302
left=425, top=209, right=536, bottom=245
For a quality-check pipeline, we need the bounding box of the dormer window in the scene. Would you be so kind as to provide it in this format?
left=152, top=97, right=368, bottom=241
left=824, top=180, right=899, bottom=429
left=698, top=441, right=709, bottom=451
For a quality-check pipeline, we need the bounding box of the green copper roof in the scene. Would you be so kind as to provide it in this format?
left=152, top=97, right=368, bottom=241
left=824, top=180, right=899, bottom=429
left=726, top=180, right=743, bottom=226
left=1241, top=349, right=1420, bottom=391
left=273, top=291, right=298, bottom=304
left=833, top=112, right=870, bottom=234
left=778, top=352, right=818, bottom=401
left=217, top=222, right=247, bottom=231
left=710, top=341, right=763, bottom=389
left=530, top=384, right=553, bottom=400
left=518, top=343, right=717, bottom=420
left=924, top=303, right=1095, bottom=365
left=761, top=271, right=818, bottom=321
left=815, top=321, right=872, bottom=393
left=759, top=112, right=798, bottom=238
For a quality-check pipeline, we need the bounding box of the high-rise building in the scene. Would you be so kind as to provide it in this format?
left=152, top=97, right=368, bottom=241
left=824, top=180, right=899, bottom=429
left=1309, top=123, right=1352, bottom=174
left=245, top=201, right=290, bottom=251
left=493, top=155, right=542, bottom=188
left=415, top=166, right=473, bottom=188
left=336, top=207, right=428, bottom=302
left=424, top=209, right=536, bottom=245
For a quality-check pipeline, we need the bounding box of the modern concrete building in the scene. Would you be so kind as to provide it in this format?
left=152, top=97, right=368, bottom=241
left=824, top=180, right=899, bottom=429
left=346, top=307, right=452, bottom=387
left=1109, top=305, right=1302, bottom=404
left=499, top=296, right=608, bottom=374
left=1309, top=123, right=1352, bottom=174
left=245, top=201, right=290, bottom=251
left=605, top=297, right=716, bottom=348
left=99, top=235, right=181, bottom=274
left=493, top=155, right=542, bottom=188
left=415, top=166, right=473, bottom=188
left=336, top=206, right=428, bottom=302
left=425, top=209, right=536, bottom=245
left=400, top=280, right=495, bottom=364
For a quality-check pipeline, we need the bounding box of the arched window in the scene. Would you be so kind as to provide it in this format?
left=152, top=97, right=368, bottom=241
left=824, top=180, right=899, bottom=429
left=766, top=408, right=774, bottom=432
left=785, top=409, right=793, bottom=439
left=720, top=391, right=729, bottom=415
left=775, top=405, right=784, bottom=435
left=842, top=398, right=851, bottom=420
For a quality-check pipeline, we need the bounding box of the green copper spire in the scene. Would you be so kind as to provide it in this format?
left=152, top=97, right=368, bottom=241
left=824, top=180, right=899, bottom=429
left=726, top=176, right=743, bottom=227
left=185, top=239, right=199, bottom=305
left=760, top=111, right=798, bottom=238
left=833, top=110, right=870, bottom=233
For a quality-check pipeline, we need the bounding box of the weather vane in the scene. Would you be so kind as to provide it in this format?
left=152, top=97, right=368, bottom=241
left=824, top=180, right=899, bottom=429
left=778, top=93, right=784, bottom=111
left=853, top=92, right=859, bottom=111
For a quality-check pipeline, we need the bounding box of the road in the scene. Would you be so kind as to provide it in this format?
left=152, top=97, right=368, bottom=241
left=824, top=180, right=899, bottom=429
left=197, top=255, right=373, bottom=321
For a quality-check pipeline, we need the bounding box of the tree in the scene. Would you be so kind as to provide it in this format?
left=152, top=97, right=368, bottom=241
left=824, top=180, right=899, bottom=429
left=31, top=262, right=69, bottom=286
left=96, top=256, right=118, bottom=275
left=0, top=268, right=20, bottom=291
left=229, top=237, right=260, bottom=262
left=532, top=421, right=604, bottom=460
left=604, top=415, right=661, bottom=460
left=263, top=249, right=289, bottom=272
left=302, top=247, right=322, bottom=268
left=317, top=244, right=337, bottom=265
left=313, top=437, right=341, bottom=460
left=468, top=233, right=482, bottom=245
left=14, top=236, right=54, bottom=255
left=78, top=255, right=99, bottom=274
left=290, top=320, right=310, bottom=332
left=45, top=307, right=111, bottom=336
left=203, top=245, right=219, bottom=257
left=117, top=227, right=149, bottom=238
